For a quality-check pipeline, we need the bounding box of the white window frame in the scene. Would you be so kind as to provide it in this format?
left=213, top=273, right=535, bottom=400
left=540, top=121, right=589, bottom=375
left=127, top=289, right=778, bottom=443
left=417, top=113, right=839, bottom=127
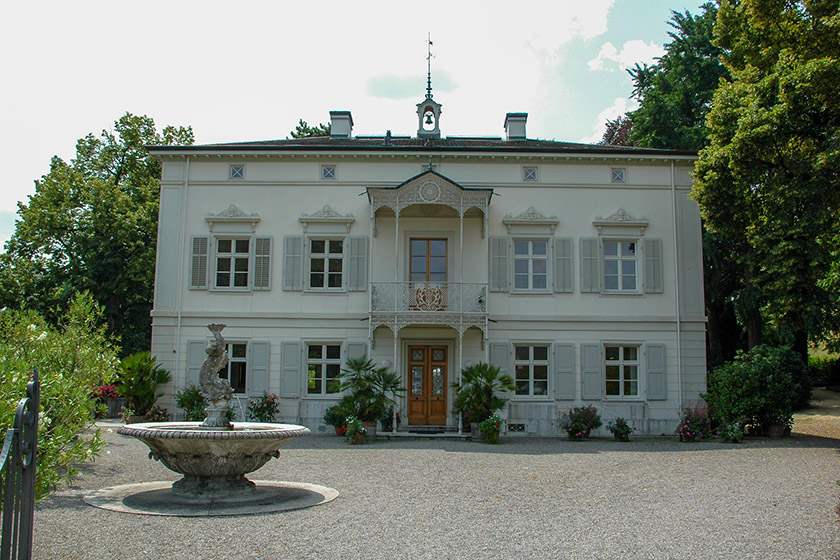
left=212, top=236, right=253, bottom=291
left=512, top=238, right=550, bottom=293
left=604, top=343, right=641, bottom=399
left=230, top=164, right=245, bottom=180
left=513, top=343, right=550, bottom=398
left=217, top=341, right=249, bottom=394
left=602, top=239, right=640, bottom=293
left=305, top=342, right=343, bottom=397
left=522, top=166, right=539, bottom=182
left=610, top=168, right=626, bottom=183
left=321, top=164, right=337, bottom=180
left=306, top=237, right=346, bottom=291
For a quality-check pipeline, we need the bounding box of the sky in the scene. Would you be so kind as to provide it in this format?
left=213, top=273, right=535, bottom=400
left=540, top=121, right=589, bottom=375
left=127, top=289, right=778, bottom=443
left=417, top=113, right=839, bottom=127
left=0, top=0, right=708, bottom=248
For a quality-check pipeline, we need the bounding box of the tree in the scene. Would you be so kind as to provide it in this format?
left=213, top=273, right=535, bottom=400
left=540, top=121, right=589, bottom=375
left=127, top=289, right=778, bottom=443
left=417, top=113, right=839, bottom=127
left=289, top=119, right=330, bottom=138
left=600, top=115, right=633, bottom=146
left=0, top=113, right=193, bottom=355
left=693, top=0, right=840, bottom=362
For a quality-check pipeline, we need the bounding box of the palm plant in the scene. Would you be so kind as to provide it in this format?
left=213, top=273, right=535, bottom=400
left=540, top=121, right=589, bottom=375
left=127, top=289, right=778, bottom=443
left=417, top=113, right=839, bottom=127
left=337, top=356, right=405, bottom=423
left=452, top=362, right=516, bottom=426
left=115, top=351, right=171, bottom=416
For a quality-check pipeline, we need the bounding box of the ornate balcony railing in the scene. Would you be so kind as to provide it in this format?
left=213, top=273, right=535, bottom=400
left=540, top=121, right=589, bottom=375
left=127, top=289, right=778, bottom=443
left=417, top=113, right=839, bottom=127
left=371, top=282, right=487, bottom=314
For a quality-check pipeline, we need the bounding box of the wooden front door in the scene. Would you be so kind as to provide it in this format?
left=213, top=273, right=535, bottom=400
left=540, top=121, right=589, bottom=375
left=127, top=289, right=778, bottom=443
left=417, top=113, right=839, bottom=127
left=407, top=346, right=448, bottom=425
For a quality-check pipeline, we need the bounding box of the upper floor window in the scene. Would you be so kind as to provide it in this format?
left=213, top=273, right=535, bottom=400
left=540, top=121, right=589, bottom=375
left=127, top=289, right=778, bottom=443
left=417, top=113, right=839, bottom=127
left=603, top=240, right=637, bottom=292
left=321, top=165, right=336, bottom=180
left=611, top=168, right=626, bottom=183
left=215, top=238, right=250, bottom=289
left=605, top=345, right=639, bottom=397
left=513, top=240, right=548, bottom=291
left=309, top=239, right=344, bottom=289
left=514, top=344, right=549, bottom=396
left=230, top=165, right=245, bottom=179
left=306, top=343, right=342, bottom=395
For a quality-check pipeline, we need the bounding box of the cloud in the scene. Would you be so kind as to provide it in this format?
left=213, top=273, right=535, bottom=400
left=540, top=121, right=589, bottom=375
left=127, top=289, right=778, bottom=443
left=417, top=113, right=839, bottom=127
left=579, top=97, right=638, bottom=144
left=367, top=69, right=457, bottom=100
left=587, top=40, right=664, bottom=71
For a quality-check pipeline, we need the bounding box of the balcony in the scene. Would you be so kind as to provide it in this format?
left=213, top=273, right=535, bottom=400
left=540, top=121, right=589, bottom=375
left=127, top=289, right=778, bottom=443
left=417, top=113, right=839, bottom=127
left=371, top=282, right=487, bottom=314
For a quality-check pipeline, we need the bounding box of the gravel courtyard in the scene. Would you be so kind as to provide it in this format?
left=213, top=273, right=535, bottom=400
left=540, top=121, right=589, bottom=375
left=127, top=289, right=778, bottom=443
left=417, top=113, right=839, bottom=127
left=34, top=401, right=840, bottom=560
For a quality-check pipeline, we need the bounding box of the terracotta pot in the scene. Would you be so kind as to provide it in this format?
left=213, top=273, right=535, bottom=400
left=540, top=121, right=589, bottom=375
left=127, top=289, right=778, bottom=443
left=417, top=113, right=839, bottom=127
left=334, top=426, right=346, bottom=436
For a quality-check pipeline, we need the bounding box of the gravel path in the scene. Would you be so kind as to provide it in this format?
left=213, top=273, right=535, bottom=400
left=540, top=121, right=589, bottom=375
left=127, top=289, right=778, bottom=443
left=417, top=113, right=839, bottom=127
left=34, top=404, right=840, bottom=560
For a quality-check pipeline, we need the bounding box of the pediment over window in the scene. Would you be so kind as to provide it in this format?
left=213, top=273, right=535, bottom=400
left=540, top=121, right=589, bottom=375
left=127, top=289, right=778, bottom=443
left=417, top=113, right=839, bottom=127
left=592, top=208, right=649, bottom=236
left=299, top=205, right=355, bottom=233
left=503, top=207, right=559, bottom=234
left=205, top=205, right=261, bottom=232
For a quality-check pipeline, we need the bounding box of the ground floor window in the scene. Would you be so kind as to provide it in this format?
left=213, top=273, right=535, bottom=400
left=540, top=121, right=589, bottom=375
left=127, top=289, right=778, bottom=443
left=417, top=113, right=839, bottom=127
left=217, top=342, right=247, bottom=393
left=307, top=344, right=342, bottom=395
left=605, top=345, right=639, bottom=397
left=514, top=345, right=549, bottom=396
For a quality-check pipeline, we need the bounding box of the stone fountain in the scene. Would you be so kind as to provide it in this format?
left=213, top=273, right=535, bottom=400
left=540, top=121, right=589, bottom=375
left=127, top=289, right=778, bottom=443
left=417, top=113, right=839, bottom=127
left=85, top=324, right=336, bottom=516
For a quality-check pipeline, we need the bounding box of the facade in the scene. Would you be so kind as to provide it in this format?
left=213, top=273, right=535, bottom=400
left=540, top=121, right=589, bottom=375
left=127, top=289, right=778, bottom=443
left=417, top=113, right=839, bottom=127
left=148, top=99, right=705, bottom=436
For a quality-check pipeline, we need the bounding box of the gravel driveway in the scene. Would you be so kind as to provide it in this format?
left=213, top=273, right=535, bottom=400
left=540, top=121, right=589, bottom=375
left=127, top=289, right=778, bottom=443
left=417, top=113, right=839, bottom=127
left=34, top=405, right=840, bottom=560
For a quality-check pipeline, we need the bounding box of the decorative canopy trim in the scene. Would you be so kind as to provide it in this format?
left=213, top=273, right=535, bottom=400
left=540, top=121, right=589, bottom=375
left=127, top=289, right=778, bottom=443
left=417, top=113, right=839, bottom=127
left=503, top=207, right=559, bottom=234
left=592, top=208, right=649, bottom=235
left=366, top=169, right=492, bottom=217
left=298, top=205, right=355, bottom=233
left=205, top=205, right=261, bottom=232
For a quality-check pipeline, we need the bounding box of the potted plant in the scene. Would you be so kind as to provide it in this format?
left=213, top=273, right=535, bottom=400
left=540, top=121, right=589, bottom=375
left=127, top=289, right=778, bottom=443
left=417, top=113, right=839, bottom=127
left=478, top=414, right=503, bottom=444
left=451, top=362, right=516, bottom=438
left=718, top=422, right=744, bottom=443
left=92, top=384, right=124, bottom=418
left=324, top=403, right=351, bottom=435
left=607, top=417, right=632, bottom=442
left=115, top=351, right=171, bottom=420
left=675, top=404, right=711, bottom=441
left=337, top=356, right=405, bottom=439
left=344, top=415, right=367, bottom=444
left=559, top=405, right=602, bottom=440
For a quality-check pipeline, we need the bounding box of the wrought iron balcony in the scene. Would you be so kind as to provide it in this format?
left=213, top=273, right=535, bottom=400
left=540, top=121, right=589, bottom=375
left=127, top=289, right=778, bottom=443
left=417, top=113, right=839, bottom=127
left=371, top=282, right=487, bottom=314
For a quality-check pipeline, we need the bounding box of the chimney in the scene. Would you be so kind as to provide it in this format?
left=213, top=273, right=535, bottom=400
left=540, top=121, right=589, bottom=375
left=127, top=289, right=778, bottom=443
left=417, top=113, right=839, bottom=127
left=504, top=112, right=528, bottom=140
left=329, top=111, right=353, bottom=138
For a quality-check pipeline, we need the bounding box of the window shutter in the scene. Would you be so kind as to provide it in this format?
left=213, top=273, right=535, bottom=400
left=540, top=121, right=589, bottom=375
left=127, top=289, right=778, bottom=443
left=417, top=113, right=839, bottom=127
left=347, top=236, right=368, bottom=291
left=647, top=344, right=666, bottom=400
left=253, top=237, right=272, bottom=290
left=186, top=340, right=206, bottom=388
left=489, top=236, right=509, bottom=292
left=489, top=342, right=510, bottom=376
left=249, top=342, right=270, bottom=396
left=580, top=238, right=600, bottom=293
left=644, top=238, right=664, bottom=294
left=283, top=235, right=304, bottom=291
left=581, top=343, right=602, bottom=400
left=555, top=343, right=575, bottom=400
left=190, top=236, right=209, bottom=290
left=280, top=341, right=302, bottom=398
left=553, top=238, right=573, bottom=293
left=346, top=342, right=368, bottom=361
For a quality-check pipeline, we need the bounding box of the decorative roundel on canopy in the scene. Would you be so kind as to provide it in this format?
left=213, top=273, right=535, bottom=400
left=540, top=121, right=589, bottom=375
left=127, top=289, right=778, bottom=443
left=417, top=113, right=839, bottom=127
left=419, top=181, right=442, bottom=203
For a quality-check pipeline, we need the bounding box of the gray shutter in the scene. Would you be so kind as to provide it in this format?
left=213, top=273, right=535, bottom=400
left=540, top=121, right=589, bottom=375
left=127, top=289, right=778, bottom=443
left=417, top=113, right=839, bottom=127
left=644, top=238, right=664, bottom=294
left=580, top=238, right=600, bottom=293
left=186, top=341, right=205, bottom=387
left=190, top=236, right=209, bottom=289
left=488, top=342, right=510, bottom=376
left=647, top=344, right=666, bottom=400
left=248, top=341, right=270, bottom=396
left=555, top=343, right=575, bottom=400
left=346, top=342, right=368, bottom=361
left=280, top=341, right=302, bottom=398
left=553, top=237, right=573, bottom=293
left=253, top=237, right=272, bottom=290
left=581, top=343, right=602, bottom=400
left=347, top=236, right=368, bottom=291
left=489, top=236, right=509, bottom=292
left=283, top=235, right=304, bottom=291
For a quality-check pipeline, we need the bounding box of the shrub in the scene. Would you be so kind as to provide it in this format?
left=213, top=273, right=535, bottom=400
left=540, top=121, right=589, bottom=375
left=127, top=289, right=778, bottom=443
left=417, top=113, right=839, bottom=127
left=607, top=417, right=633, bottom=442
left=478, top=414, right=503, bottom=444
left=676, top=404, right=712, bottom=441
left=145, top=404, right=170, bottom=422
left=337, top=357, right=404, bottom=423
left=559, top=405, right=602, bottom=440
left=452, top=362, right=516, bottom=426
left=115, top=351, right=171, bottom=416
left=247, top=392, right=280, bottom=423
left=0, top=293, right=119, bottom=500
left=175, top=385, right=207, bottom=421
left=809, top=355, right=840, bottom=387
left=704, top=344, right=804, bottom=431
left=718, top=422, right=744, bottom=443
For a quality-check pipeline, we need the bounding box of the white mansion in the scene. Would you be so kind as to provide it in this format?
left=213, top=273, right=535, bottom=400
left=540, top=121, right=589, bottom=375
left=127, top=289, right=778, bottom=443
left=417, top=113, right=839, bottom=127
left=148, top=93, right=705, bottom=436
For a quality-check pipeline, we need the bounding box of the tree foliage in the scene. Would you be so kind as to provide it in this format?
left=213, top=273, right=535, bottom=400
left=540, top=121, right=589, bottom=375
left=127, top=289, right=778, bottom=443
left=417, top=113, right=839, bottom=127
left=289, top=119, right=331, bottom=138
left=0, top=293, right=119, bottom=500
left=0, top=113, right=193, bottom=355
left=600, top=115, right=633, bottom=146
left=693, top=0, right=840, bottom=357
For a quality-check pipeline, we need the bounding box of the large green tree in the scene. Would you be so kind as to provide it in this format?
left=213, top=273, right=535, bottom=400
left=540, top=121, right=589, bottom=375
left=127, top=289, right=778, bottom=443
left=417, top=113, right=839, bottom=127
left=289, top=119, right=330, bottom=138
left=693, top=0, right=840, bottom=360
left=0, top=113, right=193, bottom=355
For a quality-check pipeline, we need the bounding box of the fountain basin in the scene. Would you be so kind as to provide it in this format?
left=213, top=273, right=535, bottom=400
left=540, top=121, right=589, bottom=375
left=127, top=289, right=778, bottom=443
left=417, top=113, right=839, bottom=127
left=118, top=422, right=310, bottom=498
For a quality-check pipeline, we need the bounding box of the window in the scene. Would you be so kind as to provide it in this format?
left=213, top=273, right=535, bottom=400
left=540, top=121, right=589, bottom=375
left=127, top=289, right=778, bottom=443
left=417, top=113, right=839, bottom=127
left=523, top=166, right=538, bottom=182
left=230, top=165, right=245, bottom=179
left=309, top=239, right=344, bottom=289
left=611, top=168, right=626, bottom=183
left=217, top=343, right=247, bottom=393
left=514, top=345, right=549, bottom=396
left=321, top=165, right=336, bottom=180
left=307, top=344, right=341, bottom=395
left=513, top=240, right=548, bottom=291
left=603, top=240, right=637, bottom=292
left=410, top=239, right=446, bottom=282
left=605, top=345, right=639, bottom=397
left=215, top=238, right=250, bottom=288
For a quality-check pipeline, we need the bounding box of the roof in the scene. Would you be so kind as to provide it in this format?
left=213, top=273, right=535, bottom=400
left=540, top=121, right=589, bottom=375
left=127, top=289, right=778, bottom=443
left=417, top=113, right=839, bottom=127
left=147, top=135, right=696, bottom=158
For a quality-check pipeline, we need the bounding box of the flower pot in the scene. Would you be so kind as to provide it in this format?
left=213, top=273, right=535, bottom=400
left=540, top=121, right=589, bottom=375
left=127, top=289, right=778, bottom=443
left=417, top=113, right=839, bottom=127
left=470, top=423, right=484, bottom=441
left=334, top=426, right=346, bottom=437
left=765, top=424, right=789, bottom=438
left=613, top=433, right=630, bottom=442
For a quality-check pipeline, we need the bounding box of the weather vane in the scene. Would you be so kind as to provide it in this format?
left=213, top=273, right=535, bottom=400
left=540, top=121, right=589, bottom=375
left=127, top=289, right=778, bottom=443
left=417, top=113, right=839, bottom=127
left=426, top=33, right=434, bottom=99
